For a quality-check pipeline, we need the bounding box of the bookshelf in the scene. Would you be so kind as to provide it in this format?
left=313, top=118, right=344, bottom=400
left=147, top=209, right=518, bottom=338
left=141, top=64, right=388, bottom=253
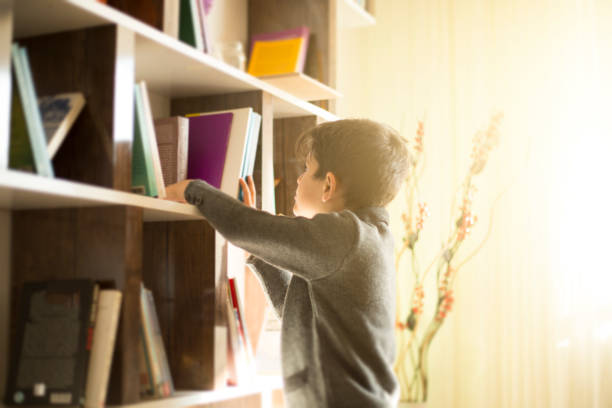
left=0, top=0, right=372, bottom=407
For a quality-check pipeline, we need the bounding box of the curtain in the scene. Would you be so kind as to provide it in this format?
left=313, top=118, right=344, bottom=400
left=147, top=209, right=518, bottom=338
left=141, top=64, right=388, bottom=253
left=336, top=0, right=612, bottom=406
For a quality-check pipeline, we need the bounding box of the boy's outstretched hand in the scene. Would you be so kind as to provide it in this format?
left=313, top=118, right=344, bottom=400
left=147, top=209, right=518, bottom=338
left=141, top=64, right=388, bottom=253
left=164, top=179, right=193, bottom=203
left=239, top=175, right=257, bottom=209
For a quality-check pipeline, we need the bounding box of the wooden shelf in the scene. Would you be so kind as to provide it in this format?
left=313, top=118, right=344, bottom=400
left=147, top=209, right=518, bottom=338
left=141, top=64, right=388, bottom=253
left=259, top=73, right=342, bottom=102
left=12, top=0, right=338, bottom=121
left=337, top=0, right=376, bottom=28
left=111, top=377, right=283, bottom=408
left=0, top=170, right=203, bottom=222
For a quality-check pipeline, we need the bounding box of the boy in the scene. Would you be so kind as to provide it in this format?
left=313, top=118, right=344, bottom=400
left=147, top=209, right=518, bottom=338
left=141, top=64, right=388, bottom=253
left=165, top=119, right=410, bottom=407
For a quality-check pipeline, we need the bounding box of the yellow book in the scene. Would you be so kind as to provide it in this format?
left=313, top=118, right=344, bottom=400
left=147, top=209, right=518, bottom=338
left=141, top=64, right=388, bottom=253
left=247, top=37, right=304, bottom=77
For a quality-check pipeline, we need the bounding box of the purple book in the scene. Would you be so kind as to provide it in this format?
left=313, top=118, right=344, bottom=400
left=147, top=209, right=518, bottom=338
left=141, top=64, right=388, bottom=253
left=186, top=112, right=234, bottom=188
left=249, top=26, right=310, bottom=72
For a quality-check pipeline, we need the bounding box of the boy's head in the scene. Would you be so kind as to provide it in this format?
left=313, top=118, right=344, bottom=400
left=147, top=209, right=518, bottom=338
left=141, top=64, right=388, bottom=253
left=293, top=119, right=410, bottom=218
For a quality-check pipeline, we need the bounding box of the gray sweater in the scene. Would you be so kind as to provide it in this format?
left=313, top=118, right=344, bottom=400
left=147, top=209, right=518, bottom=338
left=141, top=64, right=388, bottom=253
left=185, top=180, right=399, bottom=407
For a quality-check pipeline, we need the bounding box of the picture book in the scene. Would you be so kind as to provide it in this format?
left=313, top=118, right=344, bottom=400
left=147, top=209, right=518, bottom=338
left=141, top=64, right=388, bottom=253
left=247, top=26, right=310, bottom=77
left=84, top=289, right=122, bottom=408
left=38, top=92, right=85, bottom=158
left=5, top=279, right=99, bottom=407
left=154, top=116, right=189, bottom=186
left=11, top=43, right=54, bottom=178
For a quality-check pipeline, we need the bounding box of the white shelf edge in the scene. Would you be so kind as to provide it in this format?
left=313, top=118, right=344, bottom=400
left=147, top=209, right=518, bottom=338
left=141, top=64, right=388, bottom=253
left=13, top=0, right=338, bottom=121
left=111, top=377, right=283, bottom=408
left=338, top=0, right=376, bottom=27
left=0, top=170, right=203, bottom=222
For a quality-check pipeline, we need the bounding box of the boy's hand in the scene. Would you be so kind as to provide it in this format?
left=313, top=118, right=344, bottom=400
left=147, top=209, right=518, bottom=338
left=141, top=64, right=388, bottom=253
left=164, top=179, right=194, bottom=203
left=239, top=175, right=257, bottom=209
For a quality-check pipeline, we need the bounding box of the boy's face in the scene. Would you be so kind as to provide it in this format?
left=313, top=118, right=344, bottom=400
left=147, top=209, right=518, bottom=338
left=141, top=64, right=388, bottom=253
left=293, top=154, right=327, bottom=218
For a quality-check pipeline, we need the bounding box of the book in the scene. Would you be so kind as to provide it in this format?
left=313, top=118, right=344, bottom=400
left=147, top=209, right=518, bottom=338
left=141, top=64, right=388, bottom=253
left=163, top=0, right=181, bottom=39
left=195, top=0, right=212, bottom=53
left=144, top=288, right=174, bottom=397
left=154, top=116, right=189, bottom=186
left=179, top=0, right=204, bottom=51
left=11, top=43, right=54, bottom=178
left=5, top=280, right=98, bottom=407
left=247, top=26, right=310, bottom=77
left=187, top=108, right=253, bottom=198
left=84, top=290, right=122, bottom=408
left=137, top=81, right=166, bottom=199
left=139, top=284, right=173, bottom=398
left=185, top=111, right=233, bottom=190
left=132, top=84, right=158, bottom=197
left=9, top=76, right=35, bottom=172
left=228, top=276, right=255, bottom=373
left=38, top=92, right=85, bottom=158
left=138, top=326, right=154, bottom=396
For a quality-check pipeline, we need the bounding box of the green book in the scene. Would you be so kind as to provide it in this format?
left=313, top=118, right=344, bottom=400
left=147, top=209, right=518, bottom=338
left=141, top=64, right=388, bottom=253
left=132, top=84, right=158, bottom=197
left=9, top=76, right=34, bottom=172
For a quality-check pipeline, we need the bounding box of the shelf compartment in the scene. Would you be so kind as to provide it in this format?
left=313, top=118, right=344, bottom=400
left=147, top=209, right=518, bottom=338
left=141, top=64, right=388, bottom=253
left=0, top=170, right=203, bottom=222
left=12, top=0, right=338, bottom=121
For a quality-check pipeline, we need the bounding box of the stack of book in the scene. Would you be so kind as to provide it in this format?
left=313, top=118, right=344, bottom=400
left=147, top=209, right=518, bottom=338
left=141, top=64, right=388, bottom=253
left=132, top=80, right=264, bottom=202
left=9, top=43, right=86, bottom=178
left=107, top=0, right=212, bottom=53
left=4, top=280, right=123, bottom=408
left=4, top=279, right=176, bottom=407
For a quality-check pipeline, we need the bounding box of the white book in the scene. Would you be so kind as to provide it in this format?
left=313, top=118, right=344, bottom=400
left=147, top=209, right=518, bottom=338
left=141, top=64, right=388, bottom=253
left=187, top=107, right=252, bottom=198
left=38, top=92, right=85, bottom=158
left=138, top=81, right=167, bottom=199
left=84, top=290, right=122, bottom=408
left=189, top=0, right=204, bottom=51
left=163, top=0, right=180, bottom=39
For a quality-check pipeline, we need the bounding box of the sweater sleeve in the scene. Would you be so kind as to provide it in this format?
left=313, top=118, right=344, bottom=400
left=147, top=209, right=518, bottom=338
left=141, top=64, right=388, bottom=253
left=184, top=179, right=356, bottom=281
left=246, top=255, right=290, bottom=319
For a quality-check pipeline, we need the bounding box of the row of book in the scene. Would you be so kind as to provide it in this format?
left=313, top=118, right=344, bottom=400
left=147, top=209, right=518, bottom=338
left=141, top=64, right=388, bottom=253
left=9, top=42, right=264, bottom=206
left=4, top=280, right=174, bottom=407
left=132, top=80, right=262, bottom=201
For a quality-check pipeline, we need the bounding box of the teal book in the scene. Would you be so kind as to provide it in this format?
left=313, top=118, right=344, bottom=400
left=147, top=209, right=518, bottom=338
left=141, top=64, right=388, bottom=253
left=132, top=84, right=158, bottom=197
left=11, top=44, right=54, bottom=177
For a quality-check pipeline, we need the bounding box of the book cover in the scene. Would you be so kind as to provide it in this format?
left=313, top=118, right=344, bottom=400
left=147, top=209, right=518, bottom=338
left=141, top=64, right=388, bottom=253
left=138, top=81, right=166, bottom=199
left=11, top=43, right=54, bottom=178
left=185, top=111, right=233, bottom=190
left=9, top=76, right=35, bottom=172
left=38, top=92, right=85, bottom=158
left=247, top=26, right=310, bottom=76
left=132, top=84, right=158, bottom=197
left=154, top=116, right=189, bottom=186
left=187, top=108, right=252, bottom=198
left=84, top=290, right=122, bottom=408
left=5, top=279, right=98, bottom=407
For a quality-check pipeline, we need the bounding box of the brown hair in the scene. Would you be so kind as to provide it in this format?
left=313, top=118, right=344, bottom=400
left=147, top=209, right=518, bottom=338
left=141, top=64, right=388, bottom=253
left=295, top=119, right=410, bottom=209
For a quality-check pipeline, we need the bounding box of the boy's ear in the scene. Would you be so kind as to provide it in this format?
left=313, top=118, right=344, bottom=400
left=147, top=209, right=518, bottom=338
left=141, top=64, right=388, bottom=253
left=322, top=172, right=337, bottom=202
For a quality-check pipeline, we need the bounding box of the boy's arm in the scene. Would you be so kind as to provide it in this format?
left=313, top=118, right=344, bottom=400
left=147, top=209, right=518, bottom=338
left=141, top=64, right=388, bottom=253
left=184, top=180, right=356, bottom=281
left=246, top=255, right=291, bottom=319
